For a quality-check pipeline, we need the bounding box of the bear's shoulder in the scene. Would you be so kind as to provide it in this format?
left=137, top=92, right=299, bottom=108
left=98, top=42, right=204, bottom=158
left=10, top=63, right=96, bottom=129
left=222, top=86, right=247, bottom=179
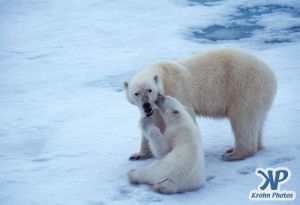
left=149, top=61, right=187, bottom=78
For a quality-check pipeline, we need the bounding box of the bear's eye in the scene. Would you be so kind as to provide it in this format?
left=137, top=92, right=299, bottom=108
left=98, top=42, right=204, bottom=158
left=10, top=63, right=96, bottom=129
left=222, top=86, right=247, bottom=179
left=173, top=110, right=179, bottom=114
left=135, top=92, right=139, bottom=96
left=148, top=89, right=152, bottom=93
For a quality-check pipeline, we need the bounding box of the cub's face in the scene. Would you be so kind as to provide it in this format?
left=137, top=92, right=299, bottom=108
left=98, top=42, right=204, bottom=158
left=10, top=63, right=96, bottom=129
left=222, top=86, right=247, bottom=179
left=155, top=95, right=184, bottom=123
left=124, top=75, right=161, bottom=110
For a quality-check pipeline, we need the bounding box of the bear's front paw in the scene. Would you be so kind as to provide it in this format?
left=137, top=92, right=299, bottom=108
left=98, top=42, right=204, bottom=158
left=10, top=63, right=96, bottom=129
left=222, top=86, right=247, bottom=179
left=140, top=117, right=154, bottom=131
left=129, top=152, right=152, bottom=160
left=128, top=169, right=140, bottom=184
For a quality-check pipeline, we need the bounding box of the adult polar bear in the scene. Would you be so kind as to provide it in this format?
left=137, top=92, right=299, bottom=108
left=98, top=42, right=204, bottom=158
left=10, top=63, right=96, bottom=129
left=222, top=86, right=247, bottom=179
left=124, top=48, right=277, bottom=161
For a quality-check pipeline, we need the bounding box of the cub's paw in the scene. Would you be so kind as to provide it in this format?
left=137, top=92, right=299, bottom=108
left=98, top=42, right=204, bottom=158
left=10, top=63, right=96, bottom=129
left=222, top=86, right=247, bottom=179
left=129, top=152, right=152, bottom=160
left=140, top=117, right=154, bottom=131
left=128, top=169, right=140, bottom=184
left=153, top=180, right=175, bottom=194
left=153, top=184, right=170, bottom=194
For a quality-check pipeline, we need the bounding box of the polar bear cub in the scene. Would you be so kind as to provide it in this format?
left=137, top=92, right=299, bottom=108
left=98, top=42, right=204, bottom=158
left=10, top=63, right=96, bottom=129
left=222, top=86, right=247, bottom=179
left=128, top=95, right=205, bottom=194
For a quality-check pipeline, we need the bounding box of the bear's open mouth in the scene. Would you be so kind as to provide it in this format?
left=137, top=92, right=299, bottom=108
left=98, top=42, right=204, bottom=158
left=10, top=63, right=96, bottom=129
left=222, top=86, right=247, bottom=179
left=143, top=102, right=153, bottom=117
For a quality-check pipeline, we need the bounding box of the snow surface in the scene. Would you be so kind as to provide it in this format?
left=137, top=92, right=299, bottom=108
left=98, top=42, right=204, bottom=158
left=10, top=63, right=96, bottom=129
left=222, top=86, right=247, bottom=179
left=0, top=0, right=299, bottom=204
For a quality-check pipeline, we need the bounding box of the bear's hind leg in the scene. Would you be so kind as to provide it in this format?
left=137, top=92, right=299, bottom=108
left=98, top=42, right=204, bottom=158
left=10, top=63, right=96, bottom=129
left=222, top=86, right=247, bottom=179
left=222, top=113, right=260, bottom=161
left=128, top=165, right=154, bottom=184
left=257, top=127, right=264, bottom=150
left=153, top=179, right=177, bottom=194
left=257, top=113, right=268, bottom=150
left=128, top=161, right=168, bottom=185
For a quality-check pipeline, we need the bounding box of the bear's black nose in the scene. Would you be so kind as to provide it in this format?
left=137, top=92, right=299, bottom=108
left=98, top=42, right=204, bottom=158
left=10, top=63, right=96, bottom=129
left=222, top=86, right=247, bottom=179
left=143, top=102, right=151, bottom=109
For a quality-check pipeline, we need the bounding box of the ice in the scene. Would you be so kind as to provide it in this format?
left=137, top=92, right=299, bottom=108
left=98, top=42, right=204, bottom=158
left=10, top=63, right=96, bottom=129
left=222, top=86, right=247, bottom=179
left=187, top=0, right=300, bottom=44
left=189, top=24, right=264, bottom=41
left=0, top=0, right=299, bottom=205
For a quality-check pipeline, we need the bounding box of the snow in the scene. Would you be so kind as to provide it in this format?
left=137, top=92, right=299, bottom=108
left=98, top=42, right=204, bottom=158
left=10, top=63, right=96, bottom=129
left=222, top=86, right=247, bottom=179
left=0, top=0, right=299, bottom=204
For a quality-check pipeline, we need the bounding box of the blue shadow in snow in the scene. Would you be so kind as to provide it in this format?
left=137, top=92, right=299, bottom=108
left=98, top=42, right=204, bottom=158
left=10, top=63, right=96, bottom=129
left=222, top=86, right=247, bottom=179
left=188, top=0, right=222, bottom=6
left=234, top=4, right=300, bottom=20
left=190, top=24, right=264, bottom=41
left=188, top=3, right=300, bottom=43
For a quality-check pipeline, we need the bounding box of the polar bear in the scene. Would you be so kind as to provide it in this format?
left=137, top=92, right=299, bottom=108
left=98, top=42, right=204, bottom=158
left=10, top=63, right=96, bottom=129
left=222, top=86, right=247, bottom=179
left=124, top=48, right=277, bottom=161
left=128, top=95, right=205, bottom=194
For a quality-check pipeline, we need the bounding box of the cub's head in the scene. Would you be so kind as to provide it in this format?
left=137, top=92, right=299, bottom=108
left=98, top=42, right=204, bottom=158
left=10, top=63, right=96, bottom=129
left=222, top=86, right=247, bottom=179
left=124, top=74, right=163, bottom=110
left=155, top=94, right=191, bottom=124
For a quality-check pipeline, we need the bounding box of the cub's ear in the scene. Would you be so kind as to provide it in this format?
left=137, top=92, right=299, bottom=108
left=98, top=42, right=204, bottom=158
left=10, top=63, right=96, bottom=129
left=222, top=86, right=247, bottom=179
left=154, top=75, right=159, bottom=84
left=123, top=81, right=129, bottom=90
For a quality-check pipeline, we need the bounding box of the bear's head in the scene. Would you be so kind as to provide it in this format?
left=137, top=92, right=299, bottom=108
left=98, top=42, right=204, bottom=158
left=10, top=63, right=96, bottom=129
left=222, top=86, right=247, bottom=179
left=155, top=94, right=191, bottom=125
left=124, top=74, right=163, bottom=111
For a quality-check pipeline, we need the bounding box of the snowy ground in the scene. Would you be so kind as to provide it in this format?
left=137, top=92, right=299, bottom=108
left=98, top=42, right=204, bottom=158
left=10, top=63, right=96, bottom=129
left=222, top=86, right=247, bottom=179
left=0, top=0, right=299, bottom=204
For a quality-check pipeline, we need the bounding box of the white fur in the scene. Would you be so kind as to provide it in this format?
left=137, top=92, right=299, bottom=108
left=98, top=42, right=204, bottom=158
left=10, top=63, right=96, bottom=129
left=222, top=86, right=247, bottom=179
left=128, top=96, right=205, bottom=194
left=125, top=48, right=277, bottom=160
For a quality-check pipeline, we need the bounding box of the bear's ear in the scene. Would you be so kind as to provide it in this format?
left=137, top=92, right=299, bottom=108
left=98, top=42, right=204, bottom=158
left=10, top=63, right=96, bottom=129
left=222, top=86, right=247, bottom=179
left=123, top=81, right=129, bottom=90
left=154, top=75, right=159, bottom=84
